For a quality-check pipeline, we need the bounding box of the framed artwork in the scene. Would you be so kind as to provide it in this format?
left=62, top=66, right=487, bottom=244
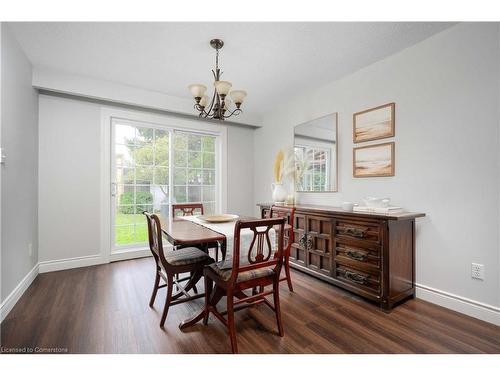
left=353, top=142, right=395, bottom=177
left=353, top=102, right=395, bottom=143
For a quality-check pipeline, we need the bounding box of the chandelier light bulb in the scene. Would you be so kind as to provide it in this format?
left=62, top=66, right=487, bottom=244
left=188, top=84, right=207, bottom=99
left=230, top=90, right=247, bottom=107
left=199, top=95, right=209, bottom=107
left=214, top=80, right=232, bottom=97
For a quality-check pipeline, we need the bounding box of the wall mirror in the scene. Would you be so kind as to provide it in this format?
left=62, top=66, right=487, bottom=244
left=294, top=113, right=338, bottom=192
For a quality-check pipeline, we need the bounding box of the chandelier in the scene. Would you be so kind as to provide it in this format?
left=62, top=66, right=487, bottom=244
left=188, top=39, right=247, bottom=121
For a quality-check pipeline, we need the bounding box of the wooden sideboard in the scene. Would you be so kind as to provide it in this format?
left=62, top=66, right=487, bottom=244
left=257, top=203, right=425, bottom=310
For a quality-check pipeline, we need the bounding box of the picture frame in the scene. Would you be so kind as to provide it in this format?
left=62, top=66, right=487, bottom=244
left=353, top=102, right=395, bottom=143
left=353, top=142, right=395, bottom=177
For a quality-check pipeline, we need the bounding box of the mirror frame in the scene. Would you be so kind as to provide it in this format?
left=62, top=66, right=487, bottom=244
left=294, top=113, right=338, bottom=193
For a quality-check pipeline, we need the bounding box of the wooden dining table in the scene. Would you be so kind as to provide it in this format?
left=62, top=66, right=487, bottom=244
left=159, top=215, right=227, bottom=258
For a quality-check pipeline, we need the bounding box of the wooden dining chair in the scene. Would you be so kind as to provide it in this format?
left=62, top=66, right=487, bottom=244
left=143, top=212, right=214, bottom=327
left=202, top=217, right=286, bottom=354
left=269, top=205, right=296, bottom=292
left=171, top=202, right=221, bottom=262
left=171, top=203, right=204, bottom=217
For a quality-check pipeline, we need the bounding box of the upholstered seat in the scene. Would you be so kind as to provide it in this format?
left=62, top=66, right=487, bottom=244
left=165, top=247, right=213, bottom=266
left=208, top=260, right=275, bottom=282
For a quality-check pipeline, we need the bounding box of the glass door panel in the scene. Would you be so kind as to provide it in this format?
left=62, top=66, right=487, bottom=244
left=111, top=120, right=218, bottom=251
left=112, top=120, right=171, bottom=250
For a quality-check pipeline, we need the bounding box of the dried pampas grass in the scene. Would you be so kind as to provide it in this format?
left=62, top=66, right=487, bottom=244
left=273, top=150, right=284, bottom=183
left=274, top=148, right=296, bottom=184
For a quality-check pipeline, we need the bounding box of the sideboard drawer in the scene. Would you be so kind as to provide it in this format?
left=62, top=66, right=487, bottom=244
left=335, top=220, right=381, bottom=244
left=335, top=265, right=381, bottom=297
left=334, top=242, right=381, bottom=272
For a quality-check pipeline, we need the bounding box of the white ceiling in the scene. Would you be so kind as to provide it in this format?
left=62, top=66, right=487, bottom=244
left=9, top=22, right=454, bottom=118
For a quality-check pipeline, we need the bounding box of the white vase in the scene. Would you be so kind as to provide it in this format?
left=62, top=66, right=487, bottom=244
left=271, top=182, right=287, bottom=203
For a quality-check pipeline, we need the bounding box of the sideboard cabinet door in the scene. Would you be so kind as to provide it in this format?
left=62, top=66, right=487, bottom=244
left=291, top=213, right=307, bottom=267
left=305, top=215, right=334, bottom=277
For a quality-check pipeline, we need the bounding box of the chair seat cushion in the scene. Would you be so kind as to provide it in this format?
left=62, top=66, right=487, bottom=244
left=165, top=247, right=213, bottom=266
left=208, top=260, right=275, bottom=283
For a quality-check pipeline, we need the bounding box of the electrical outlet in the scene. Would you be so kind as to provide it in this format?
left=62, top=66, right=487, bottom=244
left=28, top=243, right=33, bottom=257
left=471, top=263, right=484, bottom=280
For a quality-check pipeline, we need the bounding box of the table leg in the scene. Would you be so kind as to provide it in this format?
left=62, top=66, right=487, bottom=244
left=171, top=268, right=203, bottom=301
left=220, top=239, right=227, bottom=261
left=179, top=284, right=224, bottom=330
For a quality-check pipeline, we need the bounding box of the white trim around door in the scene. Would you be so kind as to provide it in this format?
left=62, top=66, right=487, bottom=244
left=101, top=107, right=228, bottom=261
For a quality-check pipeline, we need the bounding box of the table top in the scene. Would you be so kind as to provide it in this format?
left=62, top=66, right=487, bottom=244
left=257, top=202, right=425, bottom=221
left=159, top=216, right=226, bottom=245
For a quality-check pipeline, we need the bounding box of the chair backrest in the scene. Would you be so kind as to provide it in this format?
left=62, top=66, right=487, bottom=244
left=228, top=217, right=286, bottom=283
left=172, top=203, right=204, bottom=218
left=143, top=211, right=168, bottom=266
left=270, top=205, right=296, bottom=252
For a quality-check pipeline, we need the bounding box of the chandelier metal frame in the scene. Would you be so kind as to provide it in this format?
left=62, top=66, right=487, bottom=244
left=189, top=39, right=246, bottom=121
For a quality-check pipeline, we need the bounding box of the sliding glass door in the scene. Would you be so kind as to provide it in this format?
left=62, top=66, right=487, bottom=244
left=111, top=119, right=218, bottom=251
left=172, top=131, right=217, bottom=214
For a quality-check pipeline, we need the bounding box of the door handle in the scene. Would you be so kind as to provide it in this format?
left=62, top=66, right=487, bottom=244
left=306, top=234, right=314, bottom=250
left=299, top=234, right=307, bottom=248
left=111, top=182, right=117, bottom=197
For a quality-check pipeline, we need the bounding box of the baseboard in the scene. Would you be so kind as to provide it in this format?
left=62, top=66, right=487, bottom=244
left=416, top=283, right=500, bottom=326
left=0, top=263, right=39, bottom=322
left=38, top=254, right=106, bottom=273
left=110, top=248, right=152, bottom=262
left=38, top=248, right=155, bottom=272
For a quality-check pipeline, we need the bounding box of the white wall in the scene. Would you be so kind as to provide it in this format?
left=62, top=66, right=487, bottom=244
left=0, top=24, right=39, bottom=303
left=227, top=125, right=254, bottom=215
left=33, top=67, right=263, bottom=127
left=255, top=23, right=500, bottom=320
left=38, top=95, right=102, bottom=263
left=38, top=94, right=254, bottom=264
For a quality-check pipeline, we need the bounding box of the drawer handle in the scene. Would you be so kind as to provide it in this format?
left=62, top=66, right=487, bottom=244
left=344, top=270, right=369, bottom=285
left=346, top=249, right=367, bottom=261
left=342, top=227, right=366, bottom=238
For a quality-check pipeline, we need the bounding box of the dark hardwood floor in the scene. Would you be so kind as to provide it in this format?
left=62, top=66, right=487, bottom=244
left=1, top=257, right=499, bottom=354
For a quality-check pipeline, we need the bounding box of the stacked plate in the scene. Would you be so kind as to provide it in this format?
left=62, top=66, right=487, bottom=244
left=197, top=214, right=239, bottom=223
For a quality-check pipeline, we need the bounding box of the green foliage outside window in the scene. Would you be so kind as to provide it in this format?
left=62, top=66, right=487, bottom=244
left=115, top=126, right=217, bottom=246
left=119, top=191, right=153, bottom=214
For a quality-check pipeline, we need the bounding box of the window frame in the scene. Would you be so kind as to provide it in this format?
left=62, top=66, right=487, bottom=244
left=294, top=142, right=332, bottom=192
left=170, top=129, right=217, bottom=210
left=101, top=108, right=228, bottom=259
